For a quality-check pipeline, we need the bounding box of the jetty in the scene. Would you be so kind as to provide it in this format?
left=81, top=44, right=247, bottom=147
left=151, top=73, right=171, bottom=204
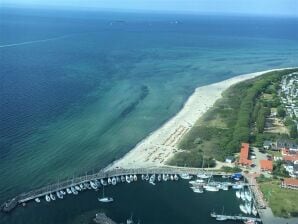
left=1, top=166, right=234, bottom=213
left=210, top=212, right=262, bottom=222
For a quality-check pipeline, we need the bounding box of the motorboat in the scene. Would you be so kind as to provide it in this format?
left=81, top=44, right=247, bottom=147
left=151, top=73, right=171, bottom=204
left=133, top=174, right=137, bottom=181
left=60, top=190, right=66, bottom=195
left=141, top=174, right=145, bottom=180
left=71, top=186, right=78, bottom=195
left=232, top=183, right=244, bottom=190
left=100, top=179, right=107, bottom=186
left=80, top=183, right=85, bottom=190
left=191, top=186, right=204, bottom=193
left=116, top=176, right=120, bottom=183
left=180, top=173, right=192, bottom=180
left=35, top=198, right=41, bottom=203
left=121, top=176, right=126, bottom=182
left=45, top=195, right=51, bottom=202
left=170, top=175, right=174, bottom=181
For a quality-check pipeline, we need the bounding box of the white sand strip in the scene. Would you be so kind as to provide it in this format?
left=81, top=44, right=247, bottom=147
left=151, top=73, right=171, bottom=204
left=107, top=68, right=295, bottom=170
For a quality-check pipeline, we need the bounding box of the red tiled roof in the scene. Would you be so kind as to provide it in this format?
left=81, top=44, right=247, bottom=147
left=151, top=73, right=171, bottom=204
left=260, top=160, right=273, bottom=171
left=238, top=143, right=252, bottom=166
left=283, top=178, right=298, bottom=187
left=283, top=155, right=298, bottom=162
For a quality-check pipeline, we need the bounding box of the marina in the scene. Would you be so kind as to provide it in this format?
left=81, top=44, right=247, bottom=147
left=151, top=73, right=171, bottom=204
left=1, top=167, right=253, bottom=214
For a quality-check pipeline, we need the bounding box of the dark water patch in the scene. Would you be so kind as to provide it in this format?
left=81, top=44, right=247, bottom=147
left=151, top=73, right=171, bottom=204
left=120, top=85, right=149, bottom=118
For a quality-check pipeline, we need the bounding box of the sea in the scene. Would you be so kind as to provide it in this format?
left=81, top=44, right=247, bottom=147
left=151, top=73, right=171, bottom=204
left=0, top=7, right=298, bottom=224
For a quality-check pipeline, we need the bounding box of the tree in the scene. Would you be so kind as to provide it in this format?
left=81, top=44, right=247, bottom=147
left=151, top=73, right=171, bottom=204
left=277, top=106, right=286, bottom=118
left=290, top=125, right=298, bottom=139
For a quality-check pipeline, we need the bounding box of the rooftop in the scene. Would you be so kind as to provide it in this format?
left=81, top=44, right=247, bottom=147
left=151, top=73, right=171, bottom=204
left=238, top=143, right=252, bottom=166
left=260, top=160, right=273, bottom=171
left=283, top=178, right=298, bottom=186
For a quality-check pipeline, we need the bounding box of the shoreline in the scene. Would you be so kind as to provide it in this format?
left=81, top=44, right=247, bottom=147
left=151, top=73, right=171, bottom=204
left=107, top=68, right=295, bottom=170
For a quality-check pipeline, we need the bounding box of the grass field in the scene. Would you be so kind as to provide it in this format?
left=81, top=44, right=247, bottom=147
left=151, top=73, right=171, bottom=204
left=258, top=179, right=298, bottom=217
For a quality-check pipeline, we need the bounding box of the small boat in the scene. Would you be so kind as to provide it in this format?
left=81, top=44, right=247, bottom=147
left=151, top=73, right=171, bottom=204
left=174, top=174, right=178, bottom=181
left=66, top=188, right=72, bottom=194
left=108, top=178, right=112, bottom=185
left=205, top=185, right=219, bottom=192
left=121, top=176, right=126, bottom=182
left=141, top=174, right=145, bottom=180
left=75, top=185, right=81, bottom=191
left=133, top=174, right=137, bottom=181
left=111, top=177, right=117, bottom=185
left=50, top=193, right=56, bottom=201
left=130, top=175, right=134, bottom=182
left=244, top=220, right=257, bottom=224
left=240, top=204, right=248, bottom=214
left=252, top=205, right=258, bottom=216
left=246, top=202, right=252, bottom=215
left=85, top=182, right=92, bottom=189
left=221, top=175, right=229, bottom=179
left=231, top=173, right=242, bottom=180
left=95, top=180, right=101, bottom=187
left=241, top=190, right=246, bottom=201
left=35, top=198, right=41, bottom=203
left=45, top=195, right=51, bottom=202
left=126, top=175, right=131, bottom=183
left=71, top=186, right=78, bottom=195
left=145, top=174, right=150, bottom=181
left=191, top=186, right=204, bottom=193
left=236, top=190, right=241, bottom=199
left=180, top=173, right=192, bottom=180
left=216, top=216, right=228, bottom=221
left=245, top=190, right=252, bottom=201
left=116, top=176, right=120, bottom=183
left=157, top=174, right=162, bottom=181
left=60, top=190, right=66, bottom=195
left=100, top=179, right=107, bottom=186
left=232, top=183, right=244, bottom=190
left=170, top=175, right=174, bottom=181
left=90, top=181, right=98, bottom=190
left=197, top=173, right=211, bottom=179
left=162, top=174, right=168, bottom=181
left=56, top=191, right=63, bottom=199
left=98, top=187, right=114, bottom=203
left=80, top=183, right=85, bottom=190
left=221, top=184, right=229, bottom=191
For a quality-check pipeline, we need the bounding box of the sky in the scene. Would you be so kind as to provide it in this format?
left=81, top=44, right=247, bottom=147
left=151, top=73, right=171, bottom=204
left=2, top=0, right=298, bottom=17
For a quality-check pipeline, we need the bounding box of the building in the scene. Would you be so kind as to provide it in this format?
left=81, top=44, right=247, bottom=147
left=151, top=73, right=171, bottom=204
left=263, top=140, right=272, bottom=150
left=238, top=143, right=252, bottom=166
left=225, top=156, right=235, bottom=163
left=281, top=178, right=298, bottom=190
left=260, top=160, right=273, bottom=172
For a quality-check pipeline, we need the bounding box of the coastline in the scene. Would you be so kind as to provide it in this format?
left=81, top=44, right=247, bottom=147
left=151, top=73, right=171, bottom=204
left=107, top=68, right=295, bottom=170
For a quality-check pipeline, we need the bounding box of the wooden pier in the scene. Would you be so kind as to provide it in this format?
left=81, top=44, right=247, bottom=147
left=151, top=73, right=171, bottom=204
left=211, top=212, right=262, bottom=222
left=1, top=167, right=231, bottom=213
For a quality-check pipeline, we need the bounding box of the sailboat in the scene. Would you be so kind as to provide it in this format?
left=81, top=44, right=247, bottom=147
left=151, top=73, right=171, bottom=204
left=197, top=158, right=212, bottom=179
left=98, top=187, right=114, bottom=203
left=216, top=207, right=228, bottom=221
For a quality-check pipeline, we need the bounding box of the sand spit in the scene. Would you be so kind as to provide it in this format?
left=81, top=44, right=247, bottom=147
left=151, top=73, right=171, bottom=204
left=108, top=68, right=295, bottom=170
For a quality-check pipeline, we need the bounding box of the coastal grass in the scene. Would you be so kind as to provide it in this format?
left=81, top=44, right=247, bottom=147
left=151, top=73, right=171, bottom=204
left=168, top=68, right=298, bottom=167
left=258, top=179, right=298, bottom=218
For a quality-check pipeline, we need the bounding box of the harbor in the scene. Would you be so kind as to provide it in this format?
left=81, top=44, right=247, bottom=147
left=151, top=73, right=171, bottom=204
left=0, top=166, right=262, bottom=223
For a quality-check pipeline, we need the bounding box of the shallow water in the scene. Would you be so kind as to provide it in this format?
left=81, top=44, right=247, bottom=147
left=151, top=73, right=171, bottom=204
left=1, top=7, right=298, bottom=223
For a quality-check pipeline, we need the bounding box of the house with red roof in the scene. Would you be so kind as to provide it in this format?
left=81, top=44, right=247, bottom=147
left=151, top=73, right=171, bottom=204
left=260, top=160, right=273, bottom=172
left=281, top=178, right=298, bottom=190
left=238, top=143, right=252, bottom=166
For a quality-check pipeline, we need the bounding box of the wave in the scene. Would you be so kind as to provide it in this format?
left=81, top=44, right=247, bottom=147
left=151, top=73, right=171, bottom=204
left=0, top=35, right=71, bottom=48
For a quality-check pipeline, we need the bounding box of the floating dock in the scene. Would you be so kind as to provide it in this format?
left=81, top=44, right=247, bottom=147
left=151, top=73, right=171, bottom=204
left=211, top=212, right=262, bottom=222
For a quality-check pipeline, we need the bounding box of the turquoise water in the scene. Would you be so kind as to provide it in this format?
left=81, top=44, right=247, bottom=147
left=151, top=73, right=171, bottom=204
left=1, top=7, right=298, bottom=223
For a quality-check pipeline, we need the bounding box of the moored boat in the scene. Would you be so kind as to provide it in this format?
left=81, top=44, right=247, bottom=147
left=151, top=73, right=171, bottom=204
left=205, top=185, right=219, bottom=192
left=236, top=190, right=241, bottom=199
left=111, top=177, right=117, bottom=185
left=66, top=188, right=72, bottom=194
left=50, top=193, right=56, bottom=201
left=239, top=204, right=248, bottom=214
left=133, top=175, right=137, bottom=181
left=45, top=195, right=51, bottom=202
left=180, top=173, right=192, bottom=180
left=35, top=198, right=41, bottom=203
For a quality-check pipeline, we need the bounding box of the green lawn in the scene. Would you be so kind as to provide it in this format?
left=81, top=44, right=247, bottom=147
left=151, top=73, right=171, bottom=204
left=258, top=180, right=298, bottom=218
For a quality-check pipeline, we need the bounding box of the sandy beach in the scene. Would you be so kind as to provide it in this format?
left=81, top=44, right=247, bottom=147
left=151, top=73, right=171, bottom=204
left=108, top=68, right=294, bottom=170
